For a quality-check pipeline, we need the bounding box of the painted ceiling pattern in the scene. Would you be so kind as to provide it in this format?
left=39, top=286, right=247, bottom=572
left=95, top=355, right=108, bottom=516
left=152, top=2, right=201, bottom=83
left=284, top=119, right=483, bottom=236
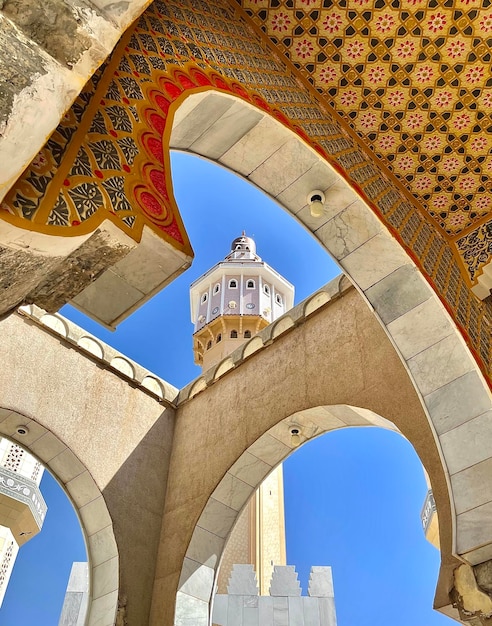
left=1, top=52, right=192, bottom=252
left=238, top=0, right=492, bottom=262
left=2, top=0, right=492, bottom=378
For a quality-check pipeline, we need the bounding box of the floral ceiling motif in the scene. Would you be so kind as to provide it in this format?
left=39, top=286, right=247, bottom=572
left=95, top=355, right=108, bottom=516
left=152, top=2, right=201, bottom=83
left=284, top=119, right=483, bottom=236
left=239, top=0, right=492, bottom=241
left=3, top=0, right=492, bottom=379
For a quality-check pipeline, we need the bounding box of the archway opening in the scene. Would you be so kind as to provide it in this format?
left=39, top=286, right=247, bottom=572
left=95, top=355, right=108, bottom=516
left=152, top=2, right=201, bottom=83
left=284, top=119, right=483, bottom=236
left=283, top=428, right=445, bottom=625
left=57, top=151, right=456, bottom=624
left=0, top=437, right=86, bottom=625
left=212, top=427, right=448, bottom=624
left=62, top=150, right=339, bottom=388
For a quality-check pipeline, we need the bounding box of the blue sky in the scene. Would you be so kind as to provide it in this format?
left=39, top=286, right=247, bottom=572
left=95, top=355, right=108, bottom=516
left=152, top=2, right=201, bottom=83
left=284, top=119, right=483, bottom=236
left=1, top=152, right=453, bottom=625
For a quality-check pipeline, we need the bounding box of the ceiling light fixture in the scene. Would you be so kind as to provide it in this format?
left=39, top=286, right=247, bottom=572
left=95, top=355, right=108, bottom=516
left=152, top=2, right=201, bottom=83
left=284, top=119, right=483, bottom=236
left=307, top=190, right=325, bottom=218
left=290, top=426, right=301, bottom=447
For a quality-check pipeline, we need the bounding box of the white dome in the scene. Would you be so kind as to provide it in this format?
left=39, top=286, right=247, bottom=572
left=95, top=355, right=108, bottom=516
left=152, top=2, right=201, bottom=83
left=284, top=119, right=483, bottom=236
left=230, top=233, right=256, bottom=256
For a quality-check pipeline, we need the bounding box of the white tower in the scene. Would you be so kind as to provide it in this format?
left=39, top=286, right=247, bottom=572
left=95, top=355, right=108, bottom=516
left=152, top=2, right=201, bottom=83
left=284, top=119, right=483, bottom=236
left=190, top=233, right=294, bottom=370
left=191, top=234, right=294, bottom=595
left=0, top=439, right=47, bottom=606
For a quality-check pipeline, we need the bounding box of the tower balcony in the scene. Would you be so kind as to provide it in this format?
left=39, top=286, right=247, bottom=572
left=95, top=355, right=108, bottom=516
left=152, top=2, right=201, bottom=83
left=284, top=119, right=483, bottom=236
left=0, top=465, right=47, bottom=546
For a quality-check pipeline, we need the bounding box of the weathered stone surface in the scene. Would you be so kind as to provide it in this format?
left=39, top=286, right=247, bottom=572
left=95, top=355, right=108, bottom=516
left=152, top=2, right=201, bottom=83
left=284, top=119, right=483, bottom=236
left=0, top=16, right=49, bottom=131
left=0, top=227, right=132, bottom=317
left=116, top=593, right=128, bottom=626
left=452, top=564, right=492, bottom=624
left=26, top=228, right=132, bottom=312
left=2, top=0, right=92, bottom=67
left=0, top=245, right=61, bottom=316
left=475, top=561, right=492, bottom=596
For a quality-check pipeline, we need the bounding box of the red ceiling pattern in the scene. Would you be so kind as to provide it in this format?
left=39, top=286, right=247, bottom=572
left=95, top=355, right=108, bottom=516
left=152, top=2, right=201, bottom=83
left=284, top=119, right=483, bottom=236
left=238, top=0, right=492, bottom=252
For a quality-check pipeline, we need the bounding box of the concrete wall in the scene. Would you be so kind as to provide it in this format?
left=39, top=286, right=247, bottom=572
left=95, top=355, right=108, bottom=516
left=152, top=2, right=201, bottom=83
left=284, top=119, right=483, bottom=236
left=153, top=280, right=457, bottom=626
left=0, top=277, right=483, bottom=625
left=0, top=309, right=178, bottom=625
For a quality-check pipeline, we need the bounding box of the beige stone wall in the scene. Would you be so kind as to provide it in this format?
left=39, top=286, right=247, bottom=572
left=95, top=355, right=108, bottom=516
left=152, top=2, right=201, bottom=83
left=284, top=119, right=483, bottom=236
left=257, top=466, right=287, bottom=594
left=156, top=285, right=456, bottom=625
left=0, top=278, right=486, bottom=625
left=0, top=310, right=177, bottom=625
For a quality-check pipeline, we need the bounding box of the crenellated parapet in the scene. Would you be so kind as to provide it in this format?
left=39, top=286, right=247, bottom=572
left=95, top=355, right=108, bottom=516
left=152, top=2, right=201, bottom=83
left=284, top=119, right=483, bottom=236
left=213, top=565, right=337, bottom=626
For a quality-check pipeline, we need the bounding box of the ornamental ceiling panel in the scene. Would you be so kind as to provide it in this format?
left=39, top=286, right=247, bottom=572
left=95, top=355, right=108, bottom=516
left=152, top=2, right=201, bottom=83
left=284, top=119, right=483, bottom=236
left=237, top=0, right=492, bottom=282
left=3, top=0, right=492, bottom=381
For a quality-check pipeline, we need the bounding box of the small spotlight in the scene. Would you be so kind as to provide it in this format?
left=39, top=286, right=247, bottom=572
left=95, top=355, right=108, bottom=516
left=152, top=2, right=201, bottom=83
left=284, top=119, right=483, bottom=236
left=290, top=427, right=301, bottom=447
left=16, top=426, right=29, bottom=436
left=307, top=190, right=325, bottom=218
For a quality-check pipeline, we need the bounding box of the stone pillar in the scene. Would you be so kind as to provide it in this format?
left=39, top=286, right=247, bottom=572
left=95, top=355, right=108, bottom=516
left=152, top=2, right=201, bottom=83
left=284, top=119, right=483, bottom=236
left=58, top=562, right=89, bottom=626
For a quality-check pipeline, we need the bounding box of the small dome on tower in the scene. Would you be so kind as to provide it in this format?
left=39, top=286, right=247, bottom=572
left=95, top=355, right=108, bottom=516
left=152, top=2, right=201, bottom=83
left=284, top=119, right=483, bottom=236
left=230, top=232, right=256, bottom=256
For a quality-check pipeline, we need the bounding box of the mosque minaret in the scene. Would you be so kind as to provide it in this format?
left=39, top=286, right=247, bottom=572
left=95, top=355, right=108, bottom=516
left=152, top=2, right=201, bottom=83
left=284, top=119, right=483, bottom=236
left=192, top=235, right=337, bottom=626
left=190, top=233, right=294, bottom=595
left=0, top=438, right=47, bottom=606
left=190, top=233, right=294, bottom=372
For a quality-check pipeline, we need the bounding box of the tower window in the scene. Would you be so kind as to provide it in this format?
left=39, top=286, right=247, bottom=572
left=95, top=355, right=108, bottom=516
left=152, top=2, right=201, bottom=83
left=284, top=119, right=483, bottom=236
left=230, top=330, right=238, bottom=338
left=244, top=330, right=252, bottom=338
left=216, top=334, right=222, bottom=343
left=201, top=293, right=208, bottom=304
left=206, top=340, right=212, bottom=350
left=276, top=294, right=283, bottom=305
left=246, top=279, right=255, bottom=289
left=229, top=279, right=238, bottom=289
left=263, top=284, right=270, bottom=295
left=213, top=283, right=220, bottom=295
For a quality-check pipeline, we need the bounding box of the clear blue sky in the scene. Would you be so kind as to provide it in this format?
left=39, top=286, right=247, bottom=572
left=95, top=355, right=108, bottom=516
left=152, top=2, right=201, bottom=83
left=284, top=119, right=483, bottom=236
left=1, top=152, right=453, bottom=625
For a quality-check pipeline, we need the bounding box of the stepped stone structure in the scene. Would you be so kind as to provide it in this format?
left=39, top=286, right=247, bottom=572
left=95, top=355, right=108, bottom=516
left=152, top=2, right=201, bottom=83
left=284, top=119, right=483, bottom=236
left=3, top=1, right=492, bottom=624
left=213, top=565, right=336, bottom=626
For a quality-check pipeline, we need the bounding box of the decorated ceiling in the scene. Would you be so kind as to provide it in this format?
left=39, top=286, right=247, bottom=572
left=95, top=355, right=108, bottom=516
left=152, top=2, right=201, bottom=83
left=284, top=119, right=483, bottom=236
left=238, top=0, right=492, bottom=273
left=3, top=0, right=492, bottom=381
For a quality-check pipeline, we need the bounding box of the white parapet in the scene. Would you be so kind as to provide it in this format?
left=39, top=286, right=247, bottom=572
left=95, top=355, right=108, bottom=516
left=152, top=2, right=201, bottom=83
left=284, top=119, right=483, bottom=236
left=58, top=562, right=89, bottom=626
left=213, top=565, right=337, bottom=626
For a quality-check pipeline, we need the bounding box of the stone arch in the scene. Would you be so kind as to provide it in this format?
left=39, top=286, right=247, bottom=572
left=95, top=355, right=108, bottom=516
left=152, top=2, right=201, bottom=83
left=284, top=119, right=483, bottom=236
left=168, top=89, right=492, bottom=568
left=0, top=307, right=177, bottom=625
left=174, top=405, right=449, bottom=625
left=155, top=281, right=458, bottom=626
left=0, top=407, right=118, bottom=626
